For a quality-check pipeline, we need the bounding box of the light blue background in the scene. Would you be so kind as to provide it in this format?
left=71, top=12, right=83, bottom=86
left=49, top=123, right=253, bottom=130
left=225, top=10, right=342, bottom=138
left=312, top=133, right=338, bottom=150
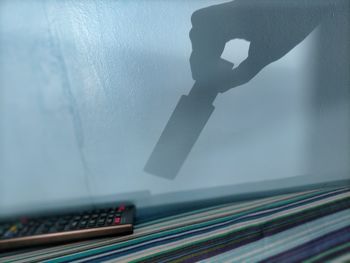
left=0, top=0, right=349, bottom=216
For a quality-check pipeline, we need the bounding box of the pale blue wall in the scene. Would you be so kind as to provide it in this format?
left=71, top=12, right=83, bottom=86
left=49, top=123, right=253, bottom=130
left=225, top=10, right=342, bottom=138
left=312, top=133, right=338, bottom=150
left=0, top=0, right=349, bottom=216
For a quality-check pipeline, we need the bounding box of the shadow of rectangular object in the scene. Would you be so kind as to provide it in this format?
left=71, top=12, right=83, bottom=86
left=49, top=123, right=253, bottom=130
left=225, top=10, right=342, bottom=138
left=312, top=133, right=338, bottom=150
left=144, top=90, right=215, bottom=179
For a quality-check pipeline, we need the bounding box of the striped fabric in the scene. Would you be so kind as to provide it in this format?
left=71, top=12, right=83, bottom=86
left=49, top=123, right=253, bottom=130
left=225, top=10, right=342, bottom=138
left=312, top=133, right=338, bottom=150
left=1, top=187, right=349, bottom=263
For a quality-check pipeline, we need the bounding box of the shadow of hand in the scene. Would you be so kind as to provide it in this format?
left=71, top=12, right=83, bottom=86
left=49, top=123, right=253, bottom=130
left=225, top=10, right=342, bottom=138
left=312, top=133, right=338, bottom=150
left=190, top=0, right=330, bottom=92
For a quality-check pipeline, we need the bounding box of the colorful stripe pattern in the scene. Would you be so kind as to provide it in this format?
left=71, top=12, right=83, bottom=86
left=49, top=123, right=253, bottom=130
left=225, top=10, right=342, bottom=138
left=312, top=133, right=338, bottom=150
left=0, top=186, right=349, bottom=262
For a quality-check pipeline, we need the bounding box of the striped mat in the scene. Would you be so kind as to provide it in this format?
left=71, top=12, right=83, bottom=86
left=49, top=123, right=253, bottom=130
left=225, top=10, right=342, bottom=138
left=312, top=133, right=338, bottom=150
left=1, top=186, right=349, bottom=262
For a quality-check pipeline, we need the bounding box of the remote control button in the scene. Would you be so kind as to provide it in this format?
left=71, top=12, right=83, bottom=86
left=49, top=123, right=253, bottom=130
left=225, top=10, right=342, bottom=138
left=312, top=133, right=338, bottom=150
left=4, top=231, right=15, bottom=239
left=63, top=215, right=72, bottom=220
left=91, top=214, right=99, bottom=219
left=27, top=221, right=35, bottom=227
left=37, top=226, right=50, bottom=234
left=20, top=217, right=28, bottom=224
left=58, top=220, right=68, bottom=226
left=79, top=221, right=87, bottom=228
left=0, top=226, right=8, bottom=237
left=117, top=205, right=125, bottom=212
left=56, top=225, right=65, bottom=231
left=114, top=217, right=121, bottom=224
left=48, top=227, right=57, bottom=233
left=8, top=225, right=19, bottom=237
left=28, top=226, right=38, bottom=235
left=73, top=215, right=81, bottom=221
left=97, top=218, right=105, bottom=226
left=70, top=221, right=79, bottom=230
left=88, top=219, right=97, bottom=227
left=44, top=221, right=54, bottom=228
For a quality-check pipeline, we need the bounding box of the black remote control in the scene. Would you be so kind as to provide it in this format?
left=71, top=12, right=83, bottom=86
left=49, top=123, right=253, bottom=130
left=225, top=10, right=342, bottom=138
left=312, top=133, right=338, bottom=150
left=0, top=204, right=134, bottom=251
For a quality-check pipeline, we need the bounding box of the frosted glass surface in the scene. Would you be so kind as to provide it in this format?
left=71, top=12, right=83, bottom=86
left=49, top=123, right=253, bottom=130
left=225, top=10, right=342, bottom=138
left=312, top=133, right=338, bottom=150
left=0, top=0, right=349, bottom=215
